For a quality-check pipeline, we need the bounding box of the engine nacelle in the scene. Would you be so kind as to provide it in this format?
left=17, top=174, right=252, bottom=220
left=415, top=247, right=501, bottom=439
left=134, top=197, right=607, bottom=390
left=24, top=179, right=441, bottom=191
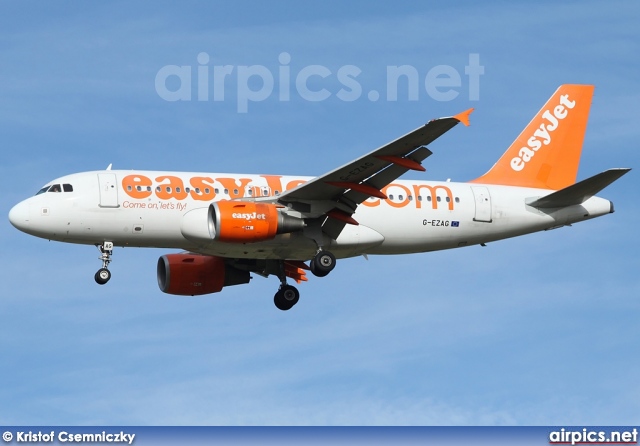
left=157, top=253, right=250, bottom=296
left=210, top=201, right=305, bottom=243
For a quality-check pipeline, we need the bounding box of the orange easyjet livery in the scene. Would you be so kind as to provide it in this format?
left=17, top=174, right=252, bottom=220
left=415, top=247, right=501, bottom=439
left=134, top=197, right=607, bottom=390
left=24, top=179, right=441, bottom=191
left=9, top=85, right=631, bottom=310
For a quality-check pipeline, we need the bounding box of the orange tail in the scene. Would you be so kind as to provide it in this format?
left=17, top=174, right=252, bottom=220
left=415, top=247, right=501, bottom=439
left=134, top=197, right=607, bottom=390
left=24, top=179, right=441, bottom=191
left=472, top=84, right=595, bottom=190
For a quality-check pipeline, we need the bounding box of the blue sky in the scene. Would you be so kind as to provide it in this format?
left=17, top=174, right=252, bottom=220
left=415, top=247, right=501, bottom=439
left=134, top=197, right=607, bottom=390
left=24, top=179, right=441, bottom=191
left=1, top=1, right=639, bottom=425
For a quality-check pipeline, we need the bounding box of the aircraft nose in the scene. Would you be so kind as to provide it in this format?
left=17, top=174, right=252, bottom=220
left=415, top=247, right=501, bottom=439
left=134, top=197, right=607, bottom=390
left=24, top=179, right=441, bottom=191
left=8, top=201, right=30, bottom=231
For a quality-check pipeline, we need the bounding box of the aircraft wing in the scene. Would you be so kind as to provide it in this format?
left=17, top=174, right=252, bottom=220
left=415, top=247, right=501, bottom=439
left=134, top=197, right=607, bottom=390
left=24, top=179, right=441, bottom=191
left=276, top=109, right=473, bottom=238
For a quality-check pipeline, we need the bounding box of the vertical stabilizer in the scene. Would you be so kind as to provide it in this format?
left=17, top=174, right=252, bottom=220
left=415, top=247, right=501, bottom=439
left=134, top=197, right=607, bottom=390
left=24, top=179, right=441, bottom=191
left=472, top=84, right=594, bottom=190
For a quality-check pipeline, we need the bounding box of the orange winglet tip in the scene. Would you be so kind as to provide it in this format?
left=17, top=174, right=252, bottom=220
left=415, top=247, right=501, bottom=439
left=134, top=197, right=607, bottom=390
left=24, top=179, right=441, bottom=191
left=377, top=155, right=426, bottom=172
left=326, top=181, right=387, bottom=199
left=326, top=209, right=359, bottom=226
left=454, top=108, right=474, bottom=127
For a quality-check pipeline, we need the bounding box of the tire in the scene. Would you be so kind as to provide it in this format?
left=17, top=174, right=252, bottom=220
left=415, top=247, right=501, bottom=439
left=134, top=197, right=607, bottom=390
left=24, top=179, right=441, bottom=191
left=311, top=251, right=336, bottom=277
left=95, top=268, right=111, bottom=285
left=274, top=285, right=299, bottom=311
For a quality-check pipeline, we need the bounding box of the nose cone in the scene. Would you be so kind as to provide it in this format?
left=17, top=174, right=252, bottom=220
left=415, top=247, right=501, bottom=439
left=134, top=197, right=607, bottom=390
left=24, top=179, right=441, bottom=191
left=8, top=200, right=30, bottom=232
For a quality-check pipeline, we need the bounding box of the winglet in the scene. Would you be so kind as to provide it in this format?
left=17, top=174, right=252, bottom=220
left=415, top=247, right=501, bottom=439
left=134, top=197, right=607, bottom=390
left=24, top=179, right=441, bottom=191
left=454, top=108, right=474, bottom=127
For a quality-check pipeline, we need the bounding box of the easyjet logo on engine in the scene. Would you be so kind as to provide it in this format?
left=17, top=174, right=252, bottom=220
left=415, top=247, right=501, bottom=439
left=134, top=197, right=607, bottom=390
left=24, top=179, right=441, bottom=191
left=510, top=93, right=576, bottom=172
left=232, top=212, right=267, bottom=221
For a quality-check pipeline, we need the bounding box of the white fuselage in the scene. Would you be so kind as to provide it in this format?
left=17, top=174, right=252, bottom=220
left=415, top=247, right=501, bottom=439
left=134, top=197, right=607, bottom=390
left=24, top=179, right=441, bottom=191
left=8, top=170, right=613, bottom=260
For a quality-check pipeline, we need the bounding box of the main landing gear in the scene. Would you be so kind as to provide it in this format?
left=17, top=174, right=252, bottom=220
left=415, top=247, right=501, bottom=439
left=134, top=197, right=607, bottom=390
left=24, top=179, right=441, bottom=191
left=273, top=250, right=336, bottom=311
left=310, top=250, right=336, bottom=277
left=274, top=283, right=300, bottom=311
left=94, top=242, right=113, bottom=285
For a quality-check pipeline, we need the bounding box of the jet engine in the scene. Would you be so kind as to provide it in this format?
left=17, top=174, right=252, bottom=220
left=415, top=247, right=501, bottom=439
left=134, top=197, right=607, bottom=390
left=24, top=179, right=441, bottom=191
left=210, top=201, right=305, bottom=243
left=157, top=253, right=250, bottom=296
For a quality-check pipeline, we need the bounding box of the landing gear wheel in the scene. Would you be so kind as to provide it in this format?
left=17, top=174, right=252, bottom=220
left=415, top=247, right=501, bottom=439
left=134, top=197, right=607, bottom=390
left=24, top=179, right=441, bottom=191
left=274, top=284, right=300, bottom=311
left=310, top=251, right=336, bottom=277
left=94, top=242, right=114, bottom=286
left=95, top=268, right=111, bottom=285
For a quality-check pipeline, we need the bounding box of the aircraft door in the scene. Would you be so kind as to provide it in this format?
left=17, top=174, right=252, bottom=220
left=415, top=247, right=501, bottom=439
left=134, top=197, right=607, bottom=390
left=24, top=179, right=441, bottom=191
left=471, top=186, right=492, bottom=222
left=98, top=173, right=120, bottom=208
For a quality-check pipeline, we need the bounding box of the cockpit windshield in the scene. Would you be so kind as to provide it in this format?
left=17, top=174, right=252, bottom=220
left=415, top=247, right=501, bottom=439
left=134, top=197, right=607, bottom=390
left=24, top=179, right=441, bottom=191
left=35, top=183, right=74, bottom=195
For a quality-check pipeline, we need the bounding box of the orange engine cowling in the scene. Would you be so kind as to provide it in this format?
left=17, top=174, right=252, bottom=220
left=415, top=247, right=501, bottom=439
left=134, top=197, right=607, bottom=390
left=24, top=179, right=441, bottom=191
left=157, top=253, right=250, bottom=296
left=211, top=201, right=305, bottom=243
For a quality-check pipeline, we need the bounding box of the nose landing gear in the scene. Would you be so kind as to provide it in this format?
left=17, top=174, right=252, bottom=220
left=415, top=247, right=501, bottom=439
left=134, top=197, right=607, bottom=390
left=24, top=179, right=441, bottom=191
left=94, top=242, right=113, bottom=285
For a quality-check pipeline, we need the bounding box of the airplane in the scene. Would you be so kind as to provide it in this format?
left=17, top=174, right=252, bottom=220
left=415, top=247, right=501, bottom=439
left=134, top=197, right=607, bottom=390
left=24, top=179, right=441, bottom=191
left=8, top=84, right=631, bottom=310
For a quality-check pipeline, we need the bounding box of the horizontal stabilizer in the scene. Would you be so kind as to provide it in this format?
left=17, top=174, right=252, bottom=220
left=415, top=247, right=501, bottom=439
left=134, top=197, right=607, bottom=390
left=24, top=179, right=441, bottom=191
left=528, top=168, right=631, bottom=208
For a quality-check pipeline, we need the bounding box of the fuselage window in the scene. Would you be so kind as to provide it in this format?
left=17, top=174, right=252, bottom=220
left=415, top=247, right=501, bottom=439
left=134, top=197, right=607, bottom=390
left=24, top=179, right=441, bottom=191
left=63, top=184, right=73, bottom=192
left=214, top=188, right=219, bottom=194
left=417, top=196, right=422, bottom=202
left=156, top=186, right=161, bottom=192
left=135, top=186, right=140, bottom=191
left=389, top=194, right=394, bottom=200
left=36, top=186, right=50, bottom=195
left=398, top=195, right=404, bottom=201
left=233, top=189, right=238, bottom=195
left=455, top=197, right=460, bottom=203
left=224, top=189, right=229, bottom=195
left=204, top=188, right=210, bottom=194
left=176, top=187, right=182, bottom=193
left=437, top=196, right=441, bottom=202
left=445, top=196, right=450, bottom=203
left=275, top=190, right=280, bottom=196
left=247, top=189, right=253, bottom=196
left=48, top=184, right=62, bottom=193
left=195, top=188, right=201, bottom=194
left=408, top=195, right=413, bottom=201
left=165, top=186, right=171, bottom=193
left=427, top=196, right=432, bottom=202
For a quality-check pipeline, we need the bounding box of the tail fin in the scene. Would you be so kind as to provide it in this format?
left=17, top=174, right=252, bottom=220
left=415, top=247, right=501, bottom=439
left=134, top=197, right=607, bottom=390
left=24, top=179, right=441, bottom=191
left=472, top=84, right=595, bottom=190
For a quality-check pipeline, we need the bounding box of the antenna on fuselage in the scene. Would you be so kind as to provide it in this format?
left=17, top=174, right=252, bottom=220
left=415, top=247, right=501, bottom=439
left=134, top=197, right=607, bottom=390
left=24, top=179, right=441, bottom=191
left=106, top=163, right=112, bottom=171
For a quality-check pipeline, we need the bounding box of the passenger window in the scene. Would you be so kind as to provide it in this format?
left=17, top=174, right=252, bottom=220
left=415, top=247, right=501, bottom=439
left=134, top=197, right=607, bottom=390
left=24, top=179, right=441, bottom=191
left=48, top=184, right=61, bottom=193
left=437, top=196, right=441, bottom=202
left=63, top=184, right=73, bottom=192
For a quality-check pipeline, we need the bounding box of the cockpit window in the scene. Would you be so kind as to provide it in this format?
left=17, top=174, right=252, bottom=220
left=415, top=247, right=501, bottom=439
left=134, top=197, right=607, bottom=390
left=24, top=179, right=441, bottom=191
left=48, top=184, right=62, bottom=193
left=63, top=183, right=73, bottom=192
left=36, top=186, right=50, bottom=195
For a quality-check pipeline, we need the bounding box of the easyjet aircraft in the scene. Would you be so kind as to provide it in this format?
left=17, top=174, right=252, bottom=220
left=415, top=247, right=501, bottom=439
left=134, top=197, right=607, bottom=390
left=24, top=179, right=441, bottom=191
left=8, top=84, right=630, bottom=310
